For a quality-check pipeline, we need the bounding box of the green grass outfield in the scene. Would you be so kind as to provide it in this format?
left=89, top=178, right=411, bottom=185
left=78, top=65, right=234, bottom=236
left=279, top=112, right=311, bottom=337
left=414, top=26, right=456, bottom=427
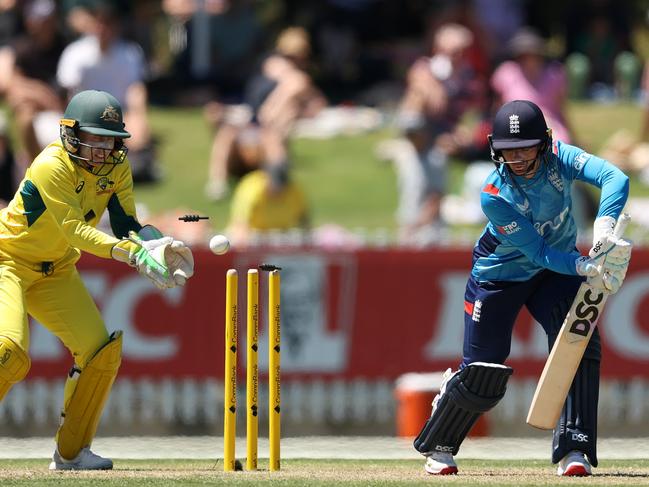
left=2, top=459, right=649, bottom=486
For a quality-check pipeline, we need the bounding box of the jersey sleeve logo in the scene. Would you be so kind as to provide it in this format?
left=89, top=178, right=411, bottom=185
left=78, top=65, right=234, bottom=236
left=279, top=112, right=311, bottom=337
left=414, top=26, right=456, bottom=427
left=574, top=151, right=591, bottom=171
left=483, top=184, right=500, bottom=195
left=496, top=221, right=521, bottom=235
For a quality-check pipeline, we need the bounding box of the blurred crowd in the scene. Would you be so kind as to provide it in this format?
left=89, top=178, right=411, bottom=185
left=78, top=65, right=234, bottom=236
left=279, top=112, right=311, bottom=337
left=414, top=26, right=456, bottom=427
left=1, top=0, right=649, bottom=246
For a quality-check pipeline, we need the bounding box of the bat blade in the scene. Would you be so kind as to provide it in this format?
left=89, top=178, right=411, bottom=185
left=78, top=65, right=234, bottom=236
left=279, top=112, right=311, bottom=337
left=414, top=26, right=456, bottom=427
left=526, top=283, right=607, bottom=429
left=526, top=213, right=630, bottom=430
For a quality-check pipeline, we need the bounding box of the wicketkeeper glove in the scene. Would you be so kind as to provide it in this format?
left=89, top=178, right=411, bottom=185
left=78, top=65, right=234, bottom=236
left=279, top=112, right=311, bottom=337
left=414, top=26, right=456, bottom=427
left=112, top=232, right=175, bottom=289
left=165, top=239, right=194, bottom=286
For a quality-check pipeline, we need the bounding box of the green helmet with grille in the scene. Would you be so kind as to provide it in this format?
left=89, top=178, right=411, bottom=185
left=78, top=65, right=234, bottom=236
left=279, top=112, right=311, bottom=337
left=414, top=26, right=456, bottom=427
left=60, top=90, right=131, bottom=176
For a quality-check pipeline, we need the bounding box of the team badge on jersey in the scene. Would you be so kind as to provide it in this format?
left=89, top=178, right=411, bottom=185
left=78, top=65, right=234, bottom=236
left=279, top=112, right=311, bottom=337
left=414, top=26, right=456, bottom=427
left=547, top=166, right=564, bottom=192
left=96, top=177, right=115, bottom=195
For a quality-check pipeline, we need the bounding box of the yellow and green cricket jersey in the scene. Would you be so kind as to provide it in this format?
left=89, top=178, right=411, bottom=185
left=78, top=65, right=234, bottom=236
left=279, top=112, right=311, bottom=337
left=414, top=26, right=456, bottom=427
left=0, top=141, right=142, bottom=267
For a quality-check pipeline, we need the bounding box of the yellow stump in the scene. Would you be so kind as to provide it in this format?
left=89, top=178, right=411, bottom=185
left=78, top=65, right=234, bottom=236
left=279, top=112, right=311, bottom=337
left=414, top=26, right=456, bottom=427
left=246, top=269, right=259, bottom=471
left=268, top=270, right=281, bottom=471
left=224, top=269, right=238, bottom=471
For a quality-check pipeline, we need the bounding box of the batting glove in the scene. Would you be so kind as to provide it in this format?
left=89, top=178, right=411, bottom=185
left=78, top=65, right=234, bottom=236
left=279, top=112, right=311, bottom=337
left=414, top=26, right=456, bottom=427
left=589, top=216, right=617, bottom=261
left=576, top=238, right=632, bottom=294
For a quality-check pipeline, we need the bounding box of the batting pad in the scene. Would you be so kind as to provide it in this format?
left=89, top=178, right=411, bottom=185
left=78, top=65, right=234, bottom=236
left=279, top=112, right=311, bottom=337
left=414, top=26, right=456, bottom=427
left=56, top=331, right=123, bottom=460
left=0, top=336, right=30, bottom=401
left=414, top=362, right=513, bottom=456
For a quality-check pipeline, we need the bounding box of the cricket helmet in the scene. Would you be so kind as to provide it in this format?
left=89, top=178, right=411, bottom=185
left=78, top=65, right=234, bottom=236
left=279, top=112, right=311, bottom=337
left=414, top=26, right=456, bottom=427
left=60, top=90, right=130, bottom=176
left=488, top=99, right=552, bottom=164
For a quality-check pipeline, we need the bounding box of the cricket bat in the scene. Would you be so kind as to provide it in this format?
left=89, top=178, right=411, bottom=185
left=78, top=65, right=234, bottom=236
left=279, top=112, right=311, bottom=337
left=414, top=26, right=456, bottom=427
left=526, top=213, right=630, bottom=430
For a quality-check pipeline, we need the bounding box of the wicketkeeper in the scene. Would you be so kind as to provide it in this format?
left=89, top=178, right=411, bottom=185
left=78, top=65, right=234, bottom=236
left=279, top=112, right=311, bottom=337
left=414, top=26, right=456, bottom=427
left=0, top=90, right=194, bottom=470
left=414, top=100, right=632, bottom=476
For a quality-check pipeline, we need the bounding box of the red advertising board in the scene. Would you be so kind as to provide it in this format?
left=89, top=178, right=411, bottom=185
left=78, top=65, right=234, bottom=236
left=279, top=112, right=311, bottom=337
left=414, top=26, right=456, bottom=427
left=26, top=247, right=649, bottom=380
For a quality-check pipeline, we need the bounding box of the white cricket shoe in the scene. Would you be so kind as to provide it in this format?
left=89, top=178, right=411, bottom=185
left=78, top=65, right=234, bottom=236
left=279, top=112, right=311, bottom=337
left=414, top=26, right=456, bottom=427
left=557, top=450, right=592, bottom=476
left=424, top=452, right=458, bottom=475
left=49, top=446, right=113, bottom=470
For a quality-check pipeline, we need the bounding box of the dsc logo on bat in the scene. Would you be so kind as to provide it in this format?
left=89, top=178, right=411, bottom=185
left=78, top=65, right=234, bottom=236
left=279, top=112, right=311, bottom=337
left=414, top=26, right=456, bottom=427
left=567, top=288, right=605, bottom=341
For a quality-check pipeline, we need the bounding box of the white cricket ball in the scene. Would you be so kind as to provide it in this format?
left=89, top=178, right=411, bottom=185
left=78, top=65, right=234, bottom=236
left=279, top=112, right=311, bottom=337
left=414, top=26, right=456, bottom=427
left=209, top=234, right=230, bottom=255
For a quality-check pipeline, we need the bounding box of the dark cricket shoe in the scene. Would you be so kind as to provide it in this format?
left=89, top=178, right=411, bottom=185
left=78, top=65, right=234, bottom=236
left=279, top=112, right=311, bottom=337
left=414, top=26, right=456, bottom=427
left=49, top=446, right=113, bottom=470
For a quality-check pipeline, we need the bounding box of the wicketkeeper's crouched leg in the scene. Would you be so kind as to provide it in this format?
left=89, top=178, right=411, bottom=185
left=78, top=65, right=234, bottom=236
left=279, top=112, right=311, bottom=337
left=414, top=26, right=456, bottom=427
left=56, top=331, right=123, bottom=461
left=0, top=336, right=30, bottom=401
left=552, top=328, right=601, bottom=467
left=413, top=362, right=513, bottom=456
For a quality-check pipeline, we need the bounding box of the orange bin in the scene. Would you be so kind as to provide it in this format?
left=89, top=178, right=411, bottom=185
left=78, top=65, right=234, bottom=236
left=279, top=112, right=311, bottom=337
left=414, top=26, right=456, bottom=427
left=394, top=372, right=489, bottom=438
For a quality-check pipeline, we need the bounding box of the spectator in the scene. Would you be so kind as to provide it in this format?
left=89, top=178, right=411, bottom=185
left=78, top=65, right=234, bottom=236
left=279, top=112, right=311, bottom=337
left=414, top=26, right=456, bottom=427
left=642, top=63, right=649, bottom=144
left=61, top=1, right=135, bottom=37
left=151, top=0, right=263, bottom=105
left=491, top=27, right=573, bottom=144
left=564, top=1, right=641, bottom=100
left=469, top=0, right=525, bottom=62
left=0, top=0, right=21, bottom=46
left=491, top=28, right=598, bottom=230
left=598, top=62, right=649, bottom=184
left=204, top=26, right=326, bottom=201
left=388, top=22, right=486, bottom=245
left=0, top=112, right=20, bottom=209
left=56, top=0, right=160, bottom=183
left=0, top=0, right=66, bottom=162
left=226, top=164, right=309, bottom=247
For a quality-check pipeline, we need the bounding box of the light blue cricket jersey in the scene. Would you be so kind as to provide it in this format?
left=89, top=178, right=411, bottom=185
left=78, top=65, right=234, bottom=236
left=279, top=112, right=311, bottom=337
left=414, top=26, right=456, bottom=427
left=472, top=140, right=629, bottom=283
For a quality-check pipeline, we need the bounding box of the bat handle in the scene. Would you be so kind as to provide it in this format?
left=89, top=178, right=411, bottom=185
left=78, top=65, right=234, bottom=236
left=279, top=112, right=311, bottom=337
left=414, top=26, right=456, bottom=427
left=613, top=213, right=630, bottom=240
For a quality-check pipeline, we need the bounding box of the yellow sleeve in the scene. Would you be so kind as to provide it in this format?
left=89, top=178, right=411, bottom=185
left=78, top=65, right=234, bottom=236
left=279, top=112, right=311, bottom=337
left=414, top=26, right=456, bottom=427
left=29, top=156, right=120, bottom=258
left=106, top=159, right=142, bottom=238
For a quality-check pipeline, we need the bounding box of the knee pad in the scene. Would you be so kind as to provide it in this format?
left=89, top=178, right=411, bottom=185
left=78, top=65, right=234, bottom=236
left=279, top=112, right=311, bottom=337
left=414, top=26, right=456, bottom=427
left=56, top=331, right=122, bottom=460
left=414, top=362, right=513, bottom=456
left=0, top=336, right=30, bottom=401
left=552, top=358, right=599, bottom=467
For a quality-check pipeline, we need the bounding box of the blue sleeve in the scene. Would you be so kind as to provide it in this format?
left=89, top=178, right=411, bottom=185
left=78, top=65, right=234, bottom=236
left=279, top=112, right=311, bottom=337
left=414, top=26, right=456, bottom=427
left=557, top=141, right=629, bottom=218
left=482, top=193, right=580, bottom=275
